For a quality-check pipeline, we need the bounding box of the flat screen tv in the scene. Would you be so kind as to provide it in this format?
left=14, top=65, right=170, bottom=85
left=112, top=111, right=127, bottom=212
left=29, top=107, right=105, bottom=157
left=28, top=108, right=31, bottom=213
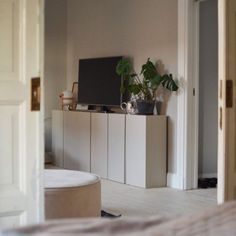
left=77, top=56, right=127, bottom=109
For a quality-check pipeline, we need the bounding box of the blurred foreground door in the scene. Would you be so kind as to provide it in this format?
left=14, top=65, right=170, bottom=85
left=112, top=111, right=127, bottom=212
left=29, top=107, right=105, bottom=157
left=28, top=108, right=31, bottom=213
left=0, top=0, right=44, bottom=228
left=218, top=0, right=236, bottom=202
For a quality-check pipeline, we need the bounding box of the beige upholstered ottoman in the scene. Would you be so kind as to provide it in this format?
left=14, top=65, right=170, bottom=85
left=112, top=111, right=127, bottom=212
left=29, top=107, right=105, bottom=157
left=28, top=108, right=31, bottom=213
left=44, top=169, right=101, bottom=220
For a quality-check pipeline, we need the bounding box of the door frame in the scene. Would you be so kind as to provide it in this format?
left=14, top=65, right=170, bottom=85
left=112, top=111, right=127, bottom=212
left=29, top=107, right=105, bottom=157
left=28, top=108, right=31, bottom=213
left=177, top=0, right=199, bottom=190
left=37, top=0, right=223, bottom=198
left=217, top=0, right=226, bottom=203
left=38, top=0, right=45, bottom=221
left=177, top=0, right=221, bottom=192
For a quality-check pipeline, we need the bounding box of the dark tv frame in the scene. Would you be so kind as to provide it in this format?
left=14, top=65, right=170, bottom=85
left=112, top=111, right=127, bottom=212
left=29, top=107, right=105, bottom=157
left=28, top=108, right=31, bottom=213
left=77, top=56, right=128, bottom=111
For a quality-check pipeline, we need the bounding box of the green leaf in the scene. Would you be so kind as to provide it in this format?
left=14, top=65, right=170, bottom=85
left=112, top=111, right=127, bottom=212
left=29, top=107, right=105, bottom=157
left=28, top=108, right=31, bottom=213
left=161, top=74, right=178, bottom=91
left=150, top=74, right=162, bottom=88
left=128, top=84, right=142, bottom=95
left=130, top=73, right=137, bottom=77
left=141, top=58, right=158, bottom=81
left=116, top=58, right=178, bottom=101
left=116, top=59, right=132, bottom=77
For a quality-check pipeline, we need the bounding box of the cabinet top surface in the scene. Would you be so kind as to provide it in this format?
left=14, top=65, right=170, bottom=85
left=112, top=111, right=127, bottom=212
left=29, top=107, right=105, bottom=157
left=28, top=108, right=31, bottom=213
left=53, top=110, right=167, bottom=118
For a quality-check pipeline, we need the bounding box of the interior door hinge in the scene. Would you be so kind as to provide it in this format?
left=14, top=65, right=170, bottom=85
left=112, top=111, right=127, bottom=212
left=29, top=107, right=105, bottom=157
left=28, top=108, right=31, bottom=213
left=219, top=80, right=222, bottom=99
left=220, top=107, right=222, bottom=130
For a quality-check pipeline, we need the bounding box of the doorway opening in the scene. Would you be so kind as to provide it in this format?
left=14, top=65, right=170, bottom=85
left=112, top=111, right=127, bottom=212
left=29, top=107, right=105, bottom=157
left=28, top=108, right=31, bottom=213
left=197, top=0, right=218, bottom=191
left=44, top=0, right=67, bottom=167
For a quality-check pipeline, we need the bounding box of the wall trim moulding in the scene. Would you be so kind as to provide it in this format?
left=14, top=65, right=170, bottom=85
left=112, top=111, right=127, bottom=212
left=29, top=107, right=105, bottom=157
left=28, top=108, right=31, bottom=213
left=167, top=173, right=182, bottom=189
left=176, top=0, right=199, bottom=190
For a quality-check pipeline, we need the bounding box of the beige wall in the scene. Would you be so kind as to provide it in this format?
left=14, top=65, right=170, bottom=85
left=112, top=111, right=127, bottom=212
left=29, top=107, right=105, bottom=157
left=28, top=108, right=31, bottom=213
left=44, top=0, right=67, bottom=152
left=66, top=0, right=178, bottom=173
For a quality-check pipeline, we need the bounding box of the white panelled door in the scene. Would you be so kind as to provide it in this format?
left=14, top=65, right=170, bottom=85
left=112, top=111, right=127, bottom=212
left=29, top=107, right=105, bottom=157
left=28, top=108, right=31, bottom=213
left=0, top=0, right=43, bottom=229
left=218, top=0, right=236, bottom=202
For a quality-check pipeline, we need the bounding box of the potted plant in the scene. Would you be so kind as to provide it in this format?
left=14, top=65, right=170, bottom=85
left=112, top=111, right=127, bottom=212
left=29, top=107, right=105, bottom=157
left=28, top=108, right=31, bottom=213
left=116, top=58, right=178, bottom=115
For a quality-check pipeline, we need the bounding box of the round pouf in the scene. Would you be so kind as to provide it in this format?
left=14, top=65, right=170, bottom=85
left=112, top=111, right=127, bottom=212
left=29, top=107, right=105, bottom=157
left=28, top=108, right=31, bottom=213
left=44, top=169, right=101, bottom=220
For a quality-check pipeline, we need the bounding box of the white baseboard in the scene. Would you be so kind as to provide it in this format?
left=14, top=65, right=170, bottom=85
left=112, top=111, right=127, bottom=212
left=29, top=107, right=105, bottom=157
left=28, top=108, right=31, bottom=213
left=198, top=173, right=217, bottom=179
left=167, top=173, right=183, bottom=189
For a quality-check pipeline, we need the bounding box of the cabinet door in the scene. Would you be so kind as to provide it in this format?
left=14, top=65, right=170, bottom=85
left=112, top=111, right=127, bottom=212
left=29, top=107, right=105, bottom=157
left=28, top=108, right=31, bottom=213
left=126, top=115, right=146, bottom=187
left=108, top=114, right=125, bottom=183
left=64, top=112, right=91, bottom=172
left=91, top=113, right=108, bottom=178
left=146, top=116, right=167, bottom=187
left=126, top=115, right=167, bottom=188
left=52, top=110, right=64, bottom=167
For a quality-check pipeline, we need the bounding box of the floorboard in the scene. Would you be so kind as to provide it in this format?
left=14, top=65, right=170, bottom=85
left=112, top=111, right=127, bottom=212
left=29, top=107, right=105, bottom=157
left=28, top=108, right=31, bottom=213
left=101, top=179, right=217, bottom=218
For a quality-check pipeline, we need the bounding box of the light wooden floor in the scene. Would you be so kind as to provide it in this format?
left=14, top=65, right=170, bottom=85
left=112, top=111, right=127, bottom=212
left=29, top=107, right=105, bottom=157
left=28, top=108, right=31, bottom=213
left=101, top=179, right=217, bottom=218
left=46, top=165, right=217, bottom=218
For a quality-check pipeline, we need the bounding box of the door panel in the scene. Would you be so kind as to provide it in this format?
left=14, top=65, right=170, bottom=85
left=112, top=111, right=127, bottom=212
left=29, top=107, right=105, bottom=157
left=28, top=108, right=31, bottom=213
left=64, top=111, right=91, bottom=172
left=0, top=216, right=20, bottom=229
left=52, top=110, right=64, bottom=167
left=0, top=0, right=19, bottom=78
left=218, top=0, right=236, bottom=202
left=226, top=0, right=236, bottom=200
left=108, top=114, right=125, bottom=183
left=0, top=105, right=20, bottom=186
left=0, top=0, right=43, bottom=228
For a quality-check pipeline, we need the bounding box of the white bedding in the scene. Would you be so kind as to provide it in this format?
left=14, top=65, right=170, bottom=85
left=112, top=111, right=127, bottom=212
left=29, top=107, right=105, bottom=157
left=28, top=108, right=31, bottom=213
left=2, top=201, right=236, bottom=235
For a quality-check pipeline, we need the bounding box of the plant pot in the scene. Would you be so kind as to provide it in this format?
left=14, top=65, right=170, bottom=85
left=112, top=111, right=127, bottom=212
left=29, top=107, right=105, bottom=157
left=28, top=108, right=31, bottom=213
left=155, top=101, right=162, bottom=115
left=136, top=100, right=155, bottom=115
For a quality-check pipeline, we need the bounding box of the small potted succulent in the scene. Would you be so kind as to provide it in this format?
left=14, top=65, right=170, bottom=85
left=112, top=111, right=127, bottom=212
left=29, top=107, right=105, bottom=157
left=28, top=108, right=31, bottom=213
left=116, top=58, right=178, bottom=115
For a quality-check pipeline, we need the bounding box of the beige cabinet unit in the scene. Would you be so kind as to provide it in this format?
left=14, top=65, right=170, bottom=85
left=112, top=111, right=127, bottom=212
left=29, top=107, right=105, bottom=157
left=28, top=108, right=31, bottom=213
left=52, top=110, right=64, bottom=167
left=108, top=114, right=126, bottom=183
left=63, top=111, right=90, bottom=172
left=91, top=113, right=108, bottom=178
left=126, top=115, right=167, bottom=188
left=52, top=110, right=167, bottom=188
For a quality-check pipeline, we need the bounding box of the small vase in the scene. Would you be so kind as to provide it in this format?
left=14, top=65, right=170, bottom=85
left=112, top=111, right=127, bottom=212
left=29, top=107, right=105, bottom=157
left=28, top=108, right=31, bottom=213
left=136, top=100, right=155, bottom=115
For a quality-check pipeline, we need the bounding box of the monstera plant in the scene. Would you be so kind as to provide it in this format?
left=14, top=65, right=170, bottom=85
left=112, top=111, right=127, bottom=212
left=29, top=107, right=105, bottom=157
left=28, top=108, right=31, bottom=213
left=116, top=58, right=178, bottom=114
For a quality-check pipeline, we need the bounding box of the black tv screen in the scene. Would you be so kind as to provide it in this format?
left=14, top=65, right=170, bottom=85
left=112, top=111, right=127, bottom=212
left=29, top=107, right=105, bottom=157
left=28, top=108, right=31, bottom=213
left=78, top=56, right=125, bottom=107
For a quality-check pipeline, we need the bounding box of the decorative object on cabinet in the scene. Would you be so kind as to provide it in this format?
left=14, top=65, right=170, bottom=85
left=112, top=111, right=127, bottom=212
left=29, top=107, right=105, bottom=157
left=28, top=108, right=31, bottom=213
left=59, top=90, right=74, bottom=110
left=72, top=81, right=79, bottom=109
left=59, top=82, right=79, bottom=111
left=116, top=58, right=178, bottom=115
left=120, top=100, right=136, bottom=114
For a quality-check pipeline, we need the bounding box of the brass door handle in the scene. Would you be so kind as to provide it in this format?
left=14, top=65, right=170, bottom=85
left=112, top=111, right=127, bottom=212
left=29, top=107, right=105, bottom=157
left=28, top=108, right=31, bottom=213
left=31, top=77, right=40, bottom=111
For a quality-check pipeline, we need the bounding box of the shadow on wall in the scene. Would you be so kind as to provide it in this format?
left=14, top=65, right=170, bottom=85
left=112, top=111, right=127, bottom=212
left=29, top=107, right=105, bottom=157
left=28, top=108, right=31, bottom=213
left=155, top=60, right=180, bottom=115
